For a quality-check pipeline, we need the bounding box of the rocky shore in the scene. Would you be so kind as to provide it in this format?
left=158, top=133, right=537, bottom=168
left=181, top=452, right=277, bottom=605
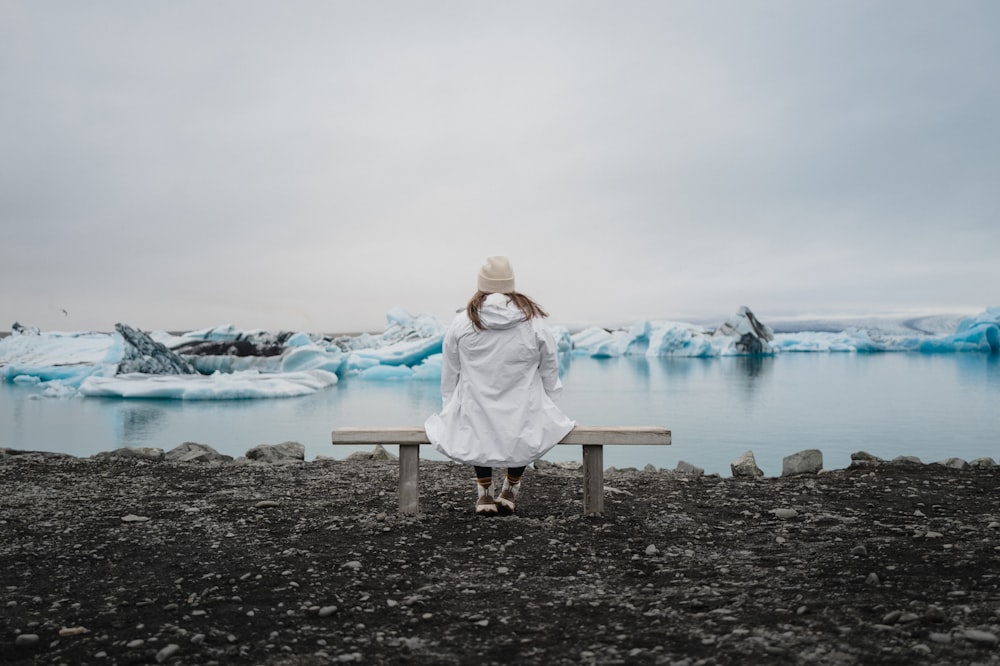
left=2, top=448, right=999, bottom=665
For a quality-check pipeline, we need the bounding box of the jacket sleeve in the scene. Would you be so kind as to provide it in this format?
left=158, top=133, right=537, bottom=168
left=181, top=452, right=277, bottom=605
left=536, top=322, right=564, bottom=401
left=440, top=323, right=461, bottom=404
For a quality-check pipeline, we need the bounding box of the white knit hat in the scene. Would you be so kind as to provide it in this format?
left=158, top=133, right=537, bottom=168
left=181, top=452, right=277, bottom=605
left=477, top=256, right=515, bottom=294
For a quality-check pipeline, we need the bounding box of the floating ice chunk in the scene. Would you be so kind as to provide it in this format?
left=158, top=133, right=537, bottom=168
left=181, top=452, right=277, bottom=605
left=360, top=365, right=413, bottom=381
left=411, top=354, right=442, bottom=381
left=350, top=335, right=443, bottom=367
left=79, top=369, right=337, bottom=400
left=0, top=330, right=118, bottom=386
left=278, top=345, right=345, bottom=374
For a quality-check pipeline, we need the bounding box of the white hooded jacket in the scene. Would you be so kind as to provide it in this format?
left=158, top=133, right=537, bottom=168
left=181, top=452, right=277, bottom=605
left=424, top=293, right=575, bottom=467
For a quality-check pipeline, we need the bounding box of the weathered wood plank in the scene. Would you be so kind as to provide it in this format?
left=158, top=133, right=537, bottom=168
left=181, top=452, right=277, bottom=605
left=331, top=425, right=670, bottom=446
left=398, top=444, right=420, bottom=514
left=582, top=444, right=605, bottom=515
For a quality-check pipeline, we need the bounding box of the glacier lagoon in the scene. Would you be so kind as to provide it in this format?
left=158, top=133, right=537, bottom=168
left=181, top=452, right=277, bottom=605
left=2, top=351, right=997, bottom=477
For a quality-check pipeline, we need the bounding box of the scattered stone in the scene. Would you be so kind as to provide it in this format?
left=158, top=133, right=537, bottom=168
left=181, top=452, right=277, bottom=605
left=929, top=632, right=952, bottom=644
left=961, top=629, right=998, bottom=646
left=850, top=545, right=868, bottom=557
left=771, top=508, right=798, bottom=520
left=892, top=455, right=923, bottom=464
left=155, top=643, right=180, bottom=663
left=343, top=561, right=362, bottom=570
left=318, top=606, right=338, bottom=617
left=95, top=447, right=165, bottom=462
left=782, top=449, right=823, bottom=476
left=645, top=544, right=659, bottom=556
left=165, top=442, right=232, bottom=464
left=346, top=444, right=398, bottom=461
left=121, top=514, right=151, bottom=523
left=127, top=639, right=145, bottom=648
left=850, top=451, right=883, bottom=465
left=675, top=460, right=704, bottom=476
left=14, top=634, right=40, bottom=647
left=935, top=457, right=968, bottom=470
left=58, top=626, right=89, bottom=637
left=245, top=441, right=305, bottom=464
left=254, top=500, right=280, bottom=509
left=865, top=573, right=880, bottom=585
left=731, top=451, right=764, bottom=479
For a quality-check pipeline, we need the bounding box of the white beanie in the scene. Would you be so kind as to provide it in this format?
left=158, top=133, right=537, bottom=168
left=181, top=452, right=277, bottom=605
left=477, top=256, right=515, bottom=294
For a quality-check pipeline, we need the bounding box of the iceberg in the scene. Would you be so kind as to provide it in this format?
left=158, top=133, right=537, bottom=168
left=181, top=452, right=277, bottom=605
left=79, top=370, right=338, bottom=400
left=3, top=305, right=997, bottom=401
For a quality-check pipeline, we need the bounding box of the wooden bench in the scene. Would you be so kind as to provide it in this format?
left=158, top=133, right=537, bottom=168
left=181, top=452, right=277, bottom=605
left=330, top=426, right=671, bottom=515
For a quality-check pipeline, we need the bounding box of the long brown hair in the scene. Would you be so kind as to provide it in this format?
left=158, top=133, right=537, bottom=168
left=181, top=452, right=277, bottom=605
left=466, top=291, right=549, bottom=331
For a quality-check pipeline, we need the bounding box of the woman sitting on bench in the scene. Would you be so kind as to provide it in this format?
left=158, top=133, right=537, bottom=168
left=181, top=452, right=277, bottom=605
left=425, top=256, right=575, bottom=515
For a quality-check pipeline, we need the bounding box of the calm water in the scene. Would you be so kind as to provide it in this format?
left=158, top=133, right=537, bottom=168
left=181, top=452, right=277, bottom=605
left=2, top=353, right=997, bottom=476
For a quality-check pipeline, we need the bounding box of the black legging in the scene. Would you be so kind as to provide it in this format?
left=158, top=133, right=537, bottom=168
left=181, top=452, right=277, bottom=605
left=475, top=466, right=525, bottom=481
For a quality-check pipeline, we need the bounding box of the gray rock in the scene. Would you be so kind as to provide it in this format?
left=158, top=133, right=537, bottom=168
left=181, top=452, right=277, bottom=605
left=771, top=508, right=798, bottom=520
left=731, top=451, right=764, bottom=479
left=970, top=457, right=997, bottom=467
left=962, top=629, right=998, bottom=646
left=935, top=457, right=968, bottom=469
left=245, top=441, right=305, bottom=464
left=95, top=447, right=165, bottom=461
left=892, top=455, right=923, bottom=464
left=850, top=545, right=868, bottom=557
left=346, top=445, right=397, bottom=461
left=928, top=632, right=952, bottom=644
left=782, top=449, right=823, bottom=476
left=14, top=633, right=40, bottom=647
left=850, top=451, right=884, bottom=464
left=166, top=442, right=232, bottom=464
left=155, top=643, right=180, bottom=662
left=318, top=605, right=338, bottom=617
left=676, top=460, right=704, bottom=476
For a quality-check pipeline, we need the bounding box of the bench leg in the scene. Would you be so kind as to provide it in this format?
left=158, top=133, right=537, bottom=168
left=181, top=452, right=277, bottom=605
left=399, top=444, right=420, bottom=514
left=582, top=444, right=604, bottom=515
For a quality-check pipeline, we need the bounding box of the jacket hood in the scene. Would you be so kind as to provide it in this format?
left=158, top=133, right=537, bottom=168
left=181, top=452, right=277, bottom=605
left=478, top=293, right=526, bottom=330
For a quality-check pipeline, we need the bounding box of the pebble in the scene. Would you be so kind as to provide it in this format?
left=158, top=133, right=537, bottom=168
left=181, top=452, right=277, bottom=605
left=497, top=566, right=509, bottom=574
left=121, top=514, right=150, bottom=523
left=155, top=643, right=180, bottom=662
left=929, top=632, right=952, bottom=644
left=645, top=544, right=659, bottom=556
left=58, top=626, right=89, bottom=637
left=14, top=633, right=40, bottom=647
left=127, top=639, right=145, bottom=648
left=771, top=508, right=798, bottom=520
left=318, top=606, right=338, bottom=617
left=343, top=561, right=362, bottom=570
left=987, top=521, right=1000, bottom=529
left=865, top=573, right=880, bottom=585
left=962, top=629, right=998, bottom=646
left=254, top=500, right=280, bottom=509
left=850, top=545, right=868, bottom=557
left=924, top=531, right=944, bottom=539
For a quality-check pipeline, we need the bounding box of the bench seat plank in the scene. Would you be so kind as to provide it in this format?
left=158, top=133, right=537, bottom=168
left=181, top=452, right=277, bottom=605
left=331, top=425, right=671, bottom=515
left=331, top=425, right=671, bottom=447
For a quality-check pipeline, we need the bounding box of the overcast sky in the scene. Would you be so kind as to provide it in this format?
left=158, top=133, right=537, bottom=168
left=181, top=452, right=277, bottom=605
left=2, top=1, right=997, bottom=334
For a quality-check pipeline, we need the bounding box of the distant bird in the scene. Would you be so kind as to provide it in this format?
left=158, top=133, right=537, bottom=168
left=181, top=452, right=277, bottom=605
left=61, top=309, right=68, bottom=316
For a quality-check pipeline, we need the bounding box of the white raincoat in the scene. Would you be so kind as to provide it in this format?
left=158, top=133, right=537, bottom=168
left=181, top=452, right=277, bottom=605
left=424, top=293, right=575, bottom=467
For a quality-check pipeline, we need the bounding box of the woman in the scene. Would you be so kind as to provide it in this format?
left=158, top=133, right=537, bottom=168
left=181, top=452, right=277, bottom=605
left=425, top=256, right=575, bottom=515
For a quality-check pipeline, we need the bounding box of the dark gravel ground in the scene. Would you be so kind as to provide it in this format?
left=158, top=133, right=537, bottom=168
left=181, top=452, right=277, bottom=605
left=2, top=452, right=999, bottom=665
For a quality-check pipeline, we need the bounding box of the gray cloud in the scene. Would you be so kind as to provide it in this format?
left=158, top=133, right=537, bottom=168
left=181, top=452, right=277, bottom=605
left=2, top=1, right=997, bottom=333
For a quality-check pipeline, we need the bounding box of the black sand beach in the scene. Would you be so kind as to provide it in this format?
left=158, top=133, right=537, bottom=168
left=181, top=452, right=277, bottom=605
left=2, top=451, right=999, bottom=665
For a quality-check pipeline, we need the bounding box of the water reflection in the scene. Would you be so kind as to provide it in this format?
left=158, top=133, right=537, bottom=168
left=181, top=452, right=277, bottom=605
left=115, top=401, right=169, bottom=445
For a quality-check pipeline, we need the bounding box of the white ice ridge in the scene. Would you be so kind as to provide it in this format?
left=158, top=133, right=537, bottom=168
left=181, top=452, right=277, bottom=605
left=2, top=306, right=998, bottom=400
